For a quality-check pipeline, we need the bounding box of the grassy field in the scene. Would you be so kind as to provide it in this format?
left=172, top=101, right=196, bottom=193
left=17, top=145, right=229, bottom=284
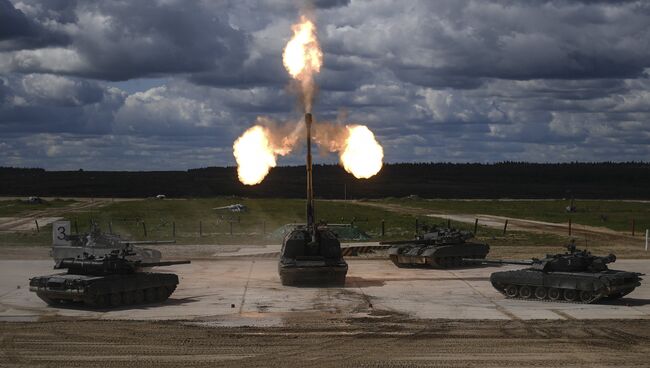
left=1, top=197, right=648, bottom=258
left=30, top=198, right=529, bottom=245
left=0, top=198, right=566, bottom=249
left=379, top=198, right=650, bottom=234
left=0, top=198, right=74, bottom=217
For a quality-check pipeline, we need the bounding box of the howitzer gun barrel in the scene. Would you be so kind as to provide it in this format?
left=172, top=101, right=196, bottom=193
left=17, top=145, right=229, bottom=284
left=305, top=113, right=314, bottom=230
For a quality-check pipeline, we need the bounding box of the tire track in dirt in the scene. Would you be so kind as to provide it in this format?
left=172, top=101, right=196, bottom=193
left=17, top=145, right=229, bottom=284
left=2, top=320, right=650, bottom=367
left=0, top=200, right=109, bottom=232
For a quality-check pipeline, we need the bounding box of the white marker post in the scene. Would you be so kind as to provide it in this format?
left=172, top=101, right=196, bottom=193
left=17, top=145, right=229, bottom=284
left=646, top=229, right=648, bottom=252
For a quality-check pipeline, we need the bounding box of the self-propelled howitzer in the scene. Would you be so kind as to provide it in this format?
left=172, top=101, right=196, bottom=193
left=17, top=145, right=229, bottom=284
left=30, top=248, right=190, bottom=308
left=278, top=113, right=348, bottom=286
left=467, top=244, right=643, bottom=303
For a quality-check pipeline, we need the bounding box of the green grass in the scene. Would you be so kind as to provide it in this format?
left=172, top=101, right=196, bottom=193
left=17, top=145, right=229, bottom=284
left=0, top=225, right=52, bottom=246
left=43, top=198, right=436, bottom=245
left=0, top=197, right=570, bottom=250
left=1, top=198, right=648, bottom=258
left=379, top=198, right=650, bottom=233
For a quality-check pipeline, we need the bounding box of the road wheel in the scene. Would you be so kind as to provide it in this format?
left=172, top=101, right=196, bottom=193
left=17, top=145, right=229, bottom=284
left=534, top=287, right=547, bottom=300
left=155, top=287, right=167, bottom=301
left=389, top=256, right=404, bottom=268
left=519, top=285, right=532, bottom=299
left=134, top=289, right=145, bottom=304
left=122, top=291, right=135, bottom=305
left=144, top=288, right=156, bottom=303
left=36, top=292, right=58, bottom=306
left=109, top=292, right=122, bottom=307
left=618, top=288, right=635, bottom=298
left=579, top=290, right=594, bottom=303
left=505, top=285, right=519, bottom=298
left=86, top=294, right=108, bottom=308
left=563, top=289, right=578, bottom=302
left=548, top=288, right=561, bottom=301
left=431, top=257, right=442, bottom=267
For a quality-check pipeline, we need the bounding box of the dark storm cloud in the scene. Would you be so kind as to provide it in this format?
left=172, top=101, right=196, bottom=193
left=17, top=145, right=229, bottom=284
left=0, top=74, right=124, bottom=135
left=313, top=0, right=350, bottom=9
left=318, top=1, right=650, bottom=89
left=1, top=1, right=250, bottom=82
left=0, top=0, right=69, bottom=51
left=1, top=0, right=650, bottom=170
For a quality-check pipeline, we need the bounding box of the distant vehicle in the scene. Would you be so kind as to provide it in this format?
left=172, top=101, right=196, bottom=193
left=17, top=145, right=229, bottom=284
left=213, top=204, right=248, bottom=212
left=30, top=246, right=190, bottom=308
left=50, top=220, right=174, bottom=264
left=467, top=243, right=644, bottom=303
left=26, top=196, right=43, bottom=204
left=565, top=198, right=576, bottom=212
left=381, top=226, right=489, bottom=268
left=155, top=194, right=166, bottom=200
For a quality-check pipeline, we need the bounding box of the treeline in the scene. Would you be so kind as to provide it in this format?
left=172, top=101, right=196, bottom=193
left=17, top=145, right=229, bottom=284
left=2, top=162, right=649, bottom=199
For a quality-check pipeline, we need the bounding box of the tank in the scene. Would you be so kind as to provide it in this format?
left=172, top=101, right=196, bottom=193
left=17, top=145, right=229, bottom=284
left=471, top=243, right=644, bottom=303
left=29, top=247, right=190, bottom=308
left=380, top=226, right=490, bottom=268
left=278, top=113, right=348, bottom=286
left=50, top=220, right=173, bottom=264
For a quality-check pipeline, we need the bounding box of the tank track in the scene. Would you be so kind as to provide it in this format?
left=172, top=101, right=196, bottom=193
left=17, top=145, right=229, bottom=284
left=36, top=285, right=177, bottom=309
left=494, top=284, right=605, bottom=304
left=390, top=254, right=486, bottom=269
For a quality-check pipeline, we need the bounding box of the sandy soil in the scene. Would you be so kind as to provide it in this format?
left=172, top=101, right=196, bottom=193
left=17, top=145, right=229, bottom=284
left=2, top=319, right=649, bottom=367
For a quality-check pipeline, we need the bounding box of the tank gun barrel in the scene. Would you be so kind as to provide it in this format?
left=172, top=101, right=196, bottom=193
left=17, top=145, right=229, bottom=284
left=600, top=254, right=616, bottom=264
left=55, top=257, right=136, bottom=274
left=139, top=260, right=191, bottom=268
left=55, top=258, right=106, bottom=270
left=380, top=239, right=429, bottom=246
left=120, top=240, right=176, bottom=245
left=462, top=258, right=536, bottom=266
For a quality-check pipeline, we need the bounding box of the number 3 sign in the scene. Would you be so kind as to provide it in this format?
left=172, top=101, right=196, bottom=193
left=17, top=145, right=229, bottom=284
left=52, top=221, right=71, bottom=246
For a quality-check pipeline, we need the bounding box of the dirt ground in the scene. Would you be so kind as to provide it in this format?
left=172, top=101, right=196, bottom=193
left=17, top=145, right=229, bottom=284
left=2, top=319, right=649, bottom=367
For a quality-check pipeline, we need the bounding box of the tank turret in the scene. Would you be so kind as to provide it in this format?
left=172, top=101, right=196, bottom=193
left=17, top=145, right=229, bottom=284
left=30, top=246, right=190, bottom=308
left=55, top=249, right=190, bottom=276
left=50, top=220, right=172, bottom=263
left=380, top=226, right=489, bottom=268
left=472, top=243, right=617, bottom=273
left=469, top=243, right=643, bottom=303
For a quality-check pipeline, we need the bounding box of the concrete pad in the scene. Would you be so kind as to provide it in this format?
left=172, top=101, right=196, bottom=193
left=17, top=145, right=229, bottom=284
left=0, top=259, right=648, bottom=325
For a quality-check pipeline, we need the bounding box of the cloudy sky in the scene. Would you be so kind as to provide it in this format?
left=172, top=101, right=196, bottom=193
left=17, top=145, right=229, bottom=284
left=1, top=0, right=649, bottom=170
